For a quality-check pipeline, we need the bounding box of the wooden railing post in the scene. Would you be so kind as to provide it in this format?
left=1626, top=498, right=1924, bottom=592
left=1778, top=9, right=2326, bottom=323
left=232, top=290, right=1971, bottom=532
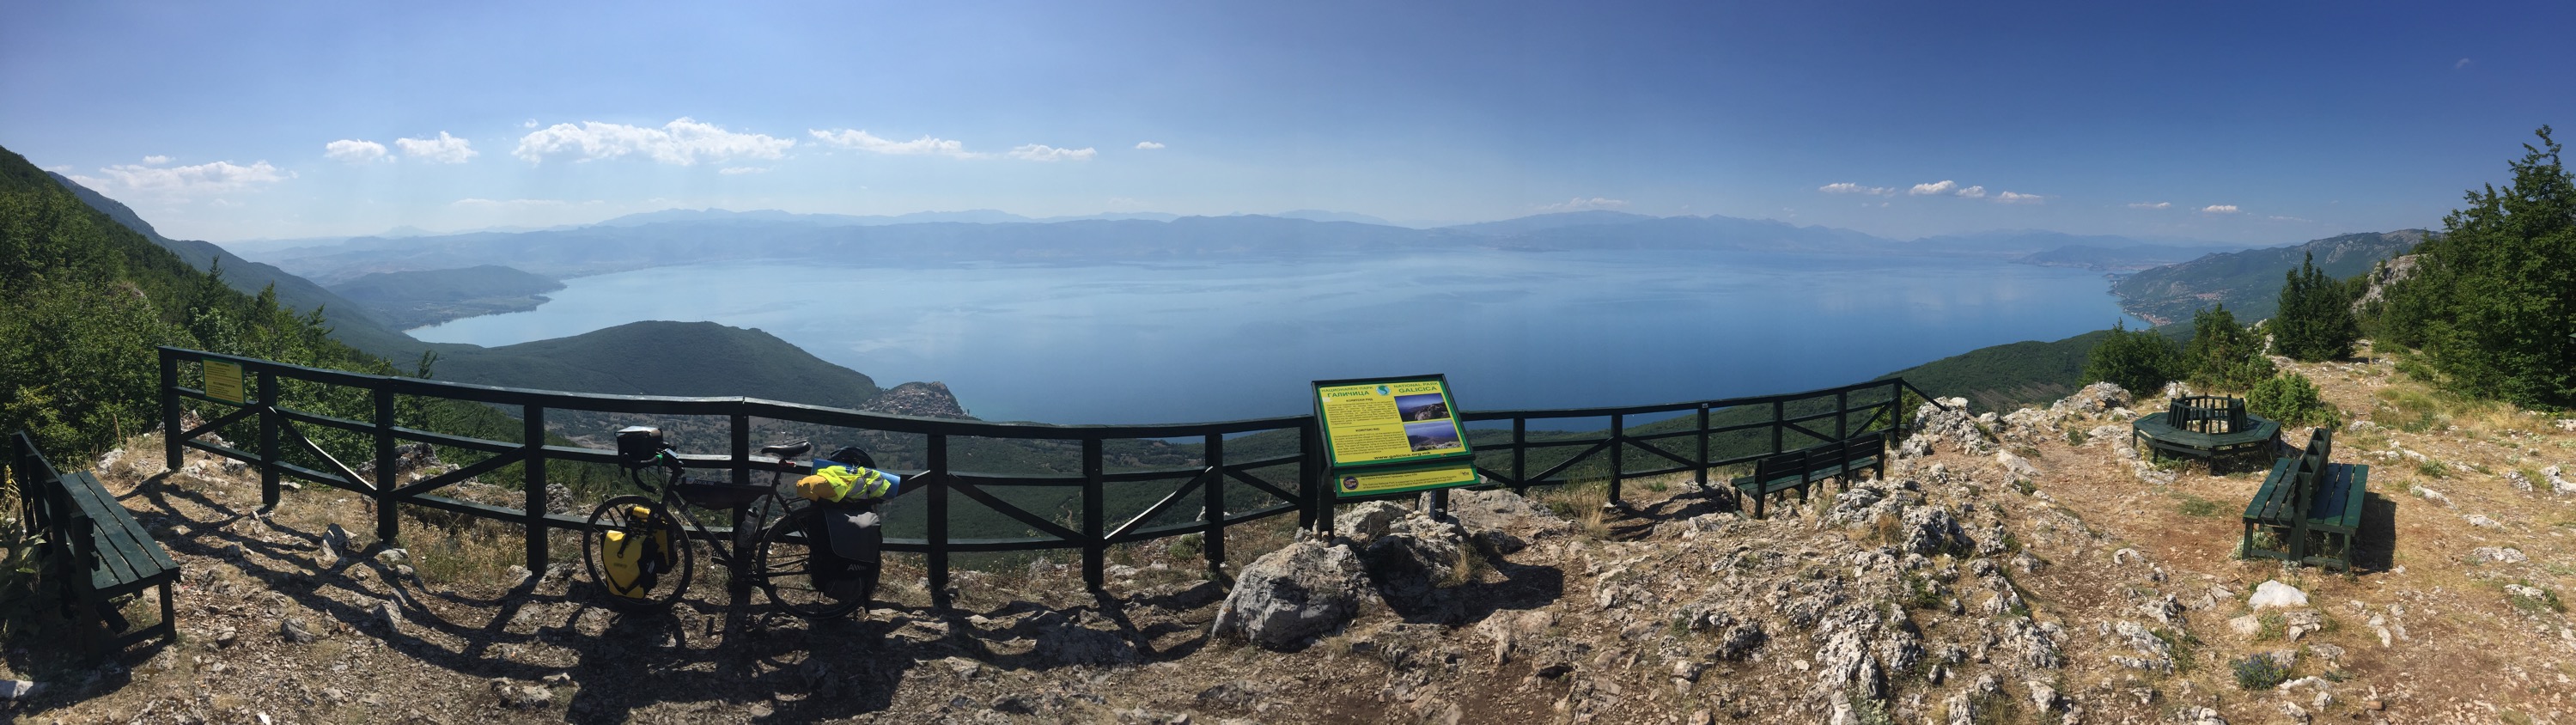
left=258, top=369, right=280, bottom=511
left=1605, top=413, right=1624, bottom=507
left=374, top=386, right=398, bottom=543
left=160, top=352, right=180, bottom=472
left=1511, top=417, right=1526, bottom=495
left=1696, top=403, right=1710, bottom=489
left=728, top=411, right=751, bottom=486
left=523, top=405, right=548, bottom=572
left=927, top=434, right=950, bottom=606
left=1771, top=400, right=1785, bottom=454
left=1202, top=433, right=1226, bottom=576
left=1836, top=390, right=1849, bottom=442
left=1082, top=438, right=1105, bottom=591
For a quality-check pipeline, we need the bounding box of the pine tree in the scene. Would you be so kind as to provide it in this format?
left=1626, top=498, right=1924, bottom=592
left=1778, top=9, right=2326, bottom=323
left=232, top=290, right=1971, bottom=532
left=2270, top=252, right=2360, bottom=362
left=2402, top=126, right=2576, bottom=408
left=2184, top=304, right=2272, bottom=391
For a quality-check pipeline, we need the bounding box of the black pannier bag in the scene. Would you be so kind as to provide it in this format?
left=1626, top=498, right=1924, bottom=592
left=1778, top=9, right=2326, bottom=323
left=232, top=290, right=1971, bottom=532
left=806, top=504, right=881, bottom=604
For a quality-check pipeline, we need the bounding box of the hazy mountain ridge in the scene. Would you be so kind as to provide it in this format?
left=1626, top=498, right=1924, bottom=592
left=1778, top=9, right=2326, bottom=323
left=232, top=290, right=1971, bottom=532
left=2111, top=229, right=2427, bottom=324
left=254, top=207, right=2242, bottom=289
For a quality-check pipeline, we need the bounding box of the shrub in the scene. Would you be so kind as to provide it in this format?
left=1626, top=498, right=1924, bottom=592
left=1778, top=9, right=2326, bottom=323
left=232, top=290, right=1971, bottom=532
left=2083, top=320, right=2185, bottom=394
left=2233, top=654, right=2291, bottom=690
left=2250, top=372, right=2342, bottom=430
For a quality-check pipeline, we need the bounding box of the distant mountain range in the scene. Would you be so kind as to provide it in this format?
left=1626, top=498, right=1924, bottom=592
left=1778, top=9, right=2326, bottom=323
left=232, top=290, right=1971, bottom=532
left=228, top=207, right=2256, bottom=291
left=326, top=265, right=564, bottom=329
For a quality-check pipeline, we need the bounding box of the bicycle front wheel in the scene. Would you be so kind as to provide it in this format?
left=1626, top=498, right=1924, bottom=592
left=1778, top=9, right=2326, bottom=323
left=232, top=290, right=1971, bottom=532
left=753, top=506, right=873, bottom=620
left=582, top=495, right=695, bottom=610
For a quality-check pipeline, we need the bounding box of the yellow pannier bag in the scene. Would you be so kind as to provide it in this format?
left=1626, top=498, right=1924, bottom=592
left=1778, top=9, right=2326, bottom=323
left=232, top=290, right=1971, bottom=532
left=600, top=530, right=657, bottom=599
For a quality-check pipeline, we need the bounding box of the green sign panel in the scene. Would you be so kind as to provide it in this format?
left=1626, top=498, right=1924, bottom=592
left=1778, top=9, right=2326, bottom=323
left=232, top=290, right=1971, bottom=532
left=203, top=360, right=247, bottom=405
left=1312, top=375, right=1477, bottom=498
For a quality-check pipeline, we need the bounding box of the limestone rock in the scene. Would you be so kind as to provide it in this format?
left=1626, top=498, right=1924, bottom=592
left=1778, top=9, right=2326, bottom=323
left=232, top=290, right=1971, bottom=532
left=1209, top=539, right=1370, bottom=649
left=2248, top=580, right=2308, bottom=610
left=1364, top=514, right=1471, bottom=604
left=1340, top=501, right=1409, bottom=543
left=2476, top=546, right=2529, bottom=564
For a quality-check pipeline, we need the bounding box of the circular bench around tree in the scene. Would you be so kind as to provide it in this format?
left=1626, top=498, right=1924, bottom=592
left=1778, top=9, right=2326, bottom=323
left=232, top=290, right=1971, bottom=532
left=2130, top=395, right=2281, bottom=473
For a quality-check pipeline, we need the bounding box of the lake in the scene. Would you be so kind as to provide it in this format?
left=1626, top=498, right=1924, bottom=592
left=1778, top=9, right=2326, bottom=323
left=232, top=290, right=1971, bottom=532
left=410, top=250, right=2144, bottom=424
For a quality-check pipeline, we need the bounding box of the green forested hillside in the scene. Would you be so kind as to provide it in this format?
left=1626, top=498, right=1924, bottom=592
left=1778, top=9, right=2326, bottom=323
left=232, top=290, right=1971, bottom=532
left=432, top=320, right=880, bottom=406
left=45, top=172, right=429, bottom=359
left=2110, top=230, right=2424, bottom=324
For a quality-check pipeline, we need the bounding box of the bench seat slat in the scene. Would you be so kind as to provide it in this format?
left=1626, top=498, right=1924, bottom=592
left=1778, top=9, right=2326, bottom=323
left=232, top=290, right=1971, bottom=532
left=57, top=473, right=146, bottom=589
left=59, top=472, right=176, bottom=590
left=2244, top=457, right=2299, bottom=521
left=75, top=472, right=176, bottom=572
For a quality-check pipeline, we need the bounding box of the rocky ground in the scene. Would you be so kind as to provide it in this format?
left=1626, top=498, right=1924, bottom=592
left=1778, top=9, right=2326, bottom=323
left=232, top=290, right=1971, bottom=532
left=5, top=346, right=2576, bottom=724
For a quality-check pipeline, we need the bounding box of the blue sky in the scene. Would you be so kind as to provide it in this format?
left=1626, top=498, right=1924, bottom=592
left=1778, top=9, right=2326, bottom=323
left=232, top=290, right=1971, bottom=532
left=3, top=1, right=2569, bottom=243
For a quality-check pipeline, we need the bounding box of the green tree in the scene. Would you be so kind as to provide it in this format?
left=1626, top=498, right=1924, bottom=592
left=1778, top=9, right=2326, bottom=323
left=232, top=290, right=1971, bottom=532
left=2082, top=320, right=2183, bottom=394
left=2373, top=126, right=2576, bottom=408
left=2271, top=252, right=2360, bottom=362
left=2183, top=303, right=2274, bottom=391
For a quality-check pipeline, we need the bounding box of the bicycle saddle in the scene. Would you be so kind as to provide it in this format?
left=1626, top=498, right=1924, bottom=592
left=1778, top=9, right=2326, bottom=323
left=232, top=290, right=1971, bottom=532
left=759, top=440, right=813, bottom=459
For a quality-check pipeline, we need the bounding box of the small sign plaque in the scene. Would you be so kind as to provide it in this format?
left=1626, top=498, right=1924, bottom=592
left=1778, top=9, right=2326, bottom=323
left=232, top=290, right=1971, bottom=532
left=203, top=360, right=247, bottom=405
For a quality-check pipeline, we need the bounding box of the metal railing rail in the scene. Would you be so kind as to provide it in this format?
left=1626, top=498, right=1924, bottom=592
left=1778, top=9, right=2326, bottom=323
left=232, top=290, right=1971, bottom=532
left=156, top=346, right=1943, bottom=601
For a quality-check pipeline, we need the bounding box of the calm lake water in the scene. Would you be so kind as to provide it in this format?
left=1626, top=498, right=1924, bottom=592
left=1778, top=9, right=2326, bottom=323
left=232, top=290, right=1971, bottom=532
left=411, top=251, right=2144, bottom=424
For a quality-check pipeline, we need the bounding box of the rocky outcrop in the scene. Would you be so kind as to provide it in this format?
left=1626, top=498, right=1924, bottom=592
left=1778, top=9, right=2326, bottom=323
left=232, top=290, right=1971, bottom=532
left=2350, top=253, right=2421, bottom=315
left=1364, top=514, right=1472, bottom=607
left=1209, top=539, right=1373, bottom=649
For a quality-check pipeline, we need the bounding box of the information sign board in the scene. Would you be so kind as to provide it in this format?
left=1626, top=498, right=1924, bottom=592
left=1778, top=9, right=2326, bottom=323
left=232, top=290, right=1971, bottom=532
left=203, top=360, right=247, bottom=405
left=1312, top=375, right=1477, bottom=498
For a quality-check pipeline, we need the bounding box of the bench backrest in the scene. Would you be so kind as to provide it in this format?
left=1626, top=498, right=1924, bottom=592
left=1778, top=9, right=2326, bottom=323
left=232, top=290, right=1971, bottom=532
left=1757, top=448, right=1806, bottom=483
left=2170, top=395, right=2249, bottom=434
left=9, top=431, right=89, bottom=573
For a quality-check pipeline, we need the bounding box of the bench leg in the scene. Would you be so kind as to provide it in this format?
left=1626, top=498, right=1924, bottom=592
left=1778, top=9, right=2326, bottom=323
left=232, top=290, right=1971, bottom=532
left=159, top=582, right=177, bottom=642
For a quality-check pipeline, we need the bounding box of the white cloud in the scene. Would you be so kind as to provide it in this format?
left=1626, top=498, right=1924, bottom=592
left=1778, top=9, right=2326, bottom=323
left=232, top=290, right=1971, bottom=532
left=1134, top=141, right=1166, bottom=149
left=1994, top=191, right=2043, bottom=204
left=324, top=139, right=389, bottom=163
left=394, top=131, right=478, bottom=163
left=71, top=160, right=289, bottom=195
left=807, top=128, right=971, bottom=156
left=1008, top=143, right=1097, bottom=161
left=1535, top=197, right=1630, bottom=212
left=141, top=155, right=172, bottom=165
left=515, top=118, right=796, bottom=166
left=521, top=119, right=539, bottom=129
left=2455, top=58, right=2473, bottom=70
left=1954, top=185, right=1988, bottom=198
left=2201, top=204, right=2241, bottom=214
left=1818, top=182, right=1894, bottom=196
left=1909, top=180, right=1958, bottom=196
left=2127, top=201, right=2172, bottom=210
left=718, top=166, right=768, bottom=174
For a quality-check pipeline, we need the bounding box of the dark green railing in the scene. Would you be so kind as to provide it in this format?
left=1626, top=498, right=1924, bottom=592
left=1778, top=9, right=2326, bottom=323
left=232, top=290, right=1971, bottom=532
left=156, top=346, right=1940, bottom=603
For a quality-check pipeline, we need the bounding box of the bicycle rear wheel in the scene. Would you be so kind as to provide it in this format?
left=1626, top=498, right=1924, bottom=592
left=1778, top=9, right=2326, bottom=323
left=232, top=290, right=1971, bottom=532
left=582, top=495, right=695, bottom=610
left=752, top=506, right=873, bottom=619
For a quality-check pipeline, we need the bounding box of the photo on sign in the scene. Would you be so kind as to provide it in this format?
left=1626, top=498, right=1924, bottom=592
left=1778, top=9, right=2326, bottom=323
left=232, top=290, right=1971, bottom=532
left=1395, top=393, right=1449, bottom=421
left=1403, top=420, right=1461, bottom=452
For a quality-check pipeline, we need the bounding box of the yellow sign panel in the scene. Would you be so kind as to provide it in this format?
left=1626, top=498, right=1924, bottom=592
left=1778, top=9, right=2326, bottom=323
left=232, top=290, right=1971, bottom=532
left=1334, top=462, right=1478, bottom=497
left=1316, top=379, right=1466, bottom=467
left=203, top=360, right=247, bottom=405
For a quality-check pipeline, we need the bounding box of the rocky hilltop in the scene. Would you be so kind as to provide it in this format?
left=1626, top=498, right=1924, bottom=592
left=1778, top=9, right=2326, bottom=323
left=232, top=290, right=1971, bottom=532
left=8, top=346, right=2574, bottom=724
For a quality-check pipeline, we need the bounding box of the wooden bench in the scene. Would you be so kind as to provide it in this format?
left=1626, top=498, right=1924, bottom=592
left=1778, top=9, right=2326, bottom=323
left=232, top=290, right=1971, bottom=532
left=2133, top=395, right=2281, bottom=473
left=12, top=431, right=180, bottom=647
left=1733, top=431, right=1886, bottom=519
left=2242, top=427, right=2369, bottom=571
